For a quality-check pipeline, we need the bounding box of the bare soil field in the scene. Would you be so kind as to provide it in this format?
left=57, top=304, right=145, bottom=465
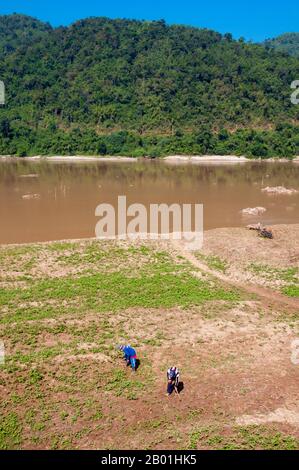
left=0, top=229, right=298, bottom=450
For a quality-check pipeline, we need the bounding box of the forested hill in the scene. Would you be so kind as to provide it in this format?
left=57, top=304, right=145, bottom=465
left=264, top=33, right=299, bottom=58
left=0, top=14, right=52, bottom=53
left=0, top=14, right=299, bottom=158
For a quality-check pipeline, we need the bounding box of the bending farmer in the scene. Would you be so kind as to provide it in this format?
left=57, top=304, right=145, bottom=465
left=118, top=345, right=137, bottom=371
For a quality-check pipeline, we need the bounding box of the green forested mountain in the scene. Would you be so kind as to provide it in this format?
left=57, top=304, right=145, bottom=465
left=264, top=33, right=299, bottom=58
left=0, top=14, right=52, bottom=54
left=0, top=14, right=299, bottom=157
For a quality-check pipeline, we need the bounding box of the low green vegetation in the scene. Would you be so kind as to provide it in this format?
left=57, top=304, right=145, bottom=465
left=248, top=263, right=298, bottom=283
left=0, top=412, right=22, bottom=450
left=0, top=242, right=240, bottom=325
left=105, top=368, right=148, bottom=400
left=188, top=425, right=299, bottom=450
left=248, top=263, right=299, bottom=297
left=1, top=271, right=239, bottom=324
left=282, top=285, right=299, bottom=298
left=1, top=240, right=297, bottom=449
left=0, top=240, right=243, bottom=448
left=196, top=253, right=229, bottom=273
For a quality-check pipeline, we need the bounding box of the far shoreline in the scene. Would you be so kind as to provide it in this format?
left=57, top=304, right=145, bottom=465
left=0, top=154, right=298, bottom=163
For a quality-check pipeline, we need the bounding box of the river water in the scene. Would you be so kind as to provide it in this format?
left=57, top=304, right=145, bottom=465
left=0, top=159, right=298, bottom=244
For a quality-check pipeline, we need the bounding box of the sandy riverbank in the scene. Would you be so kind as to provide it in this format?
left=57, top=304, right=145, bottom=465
left=164, top=155, right=249, bottom=163
left=0, top=155, right=138, bottom=162
left=164, top=155, right=299, bottom=163
left=1, top=154, right=299, bottom=163
left=194, top=223, right=299, bottom=295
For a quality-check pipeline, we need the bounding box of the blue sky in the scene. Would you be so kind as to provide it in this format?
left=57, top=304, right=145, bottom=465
left=0, top=0, right=297, bottom=42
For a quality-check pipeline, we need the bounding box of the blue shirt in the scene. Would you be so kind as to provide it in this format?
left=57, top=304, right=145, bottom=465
left=123, top=346, right=136, bottom=357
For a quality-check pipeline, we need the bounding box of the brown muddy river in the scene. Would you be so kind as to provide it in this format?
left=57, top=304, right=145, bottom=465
left=0, top=159, right=298, bottom=244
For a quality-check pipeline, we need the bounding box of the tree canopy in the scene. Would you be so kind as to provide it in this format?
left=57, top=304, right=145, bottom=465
left=0, top=14, right=298, bottom=157
left=264, top=33, right=299, bottom=58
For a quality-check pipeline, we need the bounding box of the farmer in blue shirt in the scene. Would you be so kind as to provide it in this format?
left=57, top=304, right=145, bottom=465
left=118, top=345, right=137, bottom=371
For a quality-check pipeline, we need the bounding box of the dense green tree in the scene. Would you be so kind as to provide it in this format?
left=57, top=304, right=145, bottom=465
left=264, top=33, right=299, bottom=58
left=0, top=14, right=298, bottom=157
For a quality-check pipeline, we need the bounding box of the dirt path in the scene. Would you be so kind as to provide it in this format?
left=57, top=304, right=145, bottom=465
left=172, top=240, right=299, bottom=312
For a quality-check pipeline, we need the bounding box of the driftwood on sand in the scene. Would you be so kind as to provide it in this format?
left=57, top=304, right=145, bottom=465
left=247, top=223, right=273, bottom=239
